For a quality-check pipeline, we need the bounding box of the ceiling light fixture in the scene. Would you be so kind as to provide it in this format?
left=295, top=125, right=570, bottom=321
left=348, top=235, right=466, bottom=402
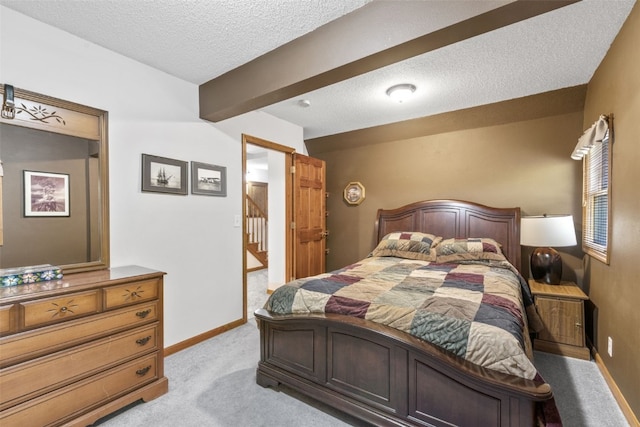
left=386, top=84, right=416, bottom=103
left=297, top=99, right=311, bottom=108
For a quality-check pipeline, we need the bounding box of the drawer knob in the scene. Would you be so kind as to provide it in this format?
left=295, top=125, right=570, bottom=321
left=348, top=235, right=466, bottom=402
left=49, top=300, right=79, bottom=318
left=136, top=365, right=152, bottom=377
left=136, top=336, right=152, bottom=346
left=135, top=309, right=151, bottom=319
left=124, top=287, right=145, bottom=302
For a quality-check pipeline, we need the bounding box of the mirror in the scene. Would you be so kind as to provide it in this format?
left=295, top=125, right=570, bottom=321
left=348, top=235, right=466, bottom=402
left=0, top=86, right=109, bottom=274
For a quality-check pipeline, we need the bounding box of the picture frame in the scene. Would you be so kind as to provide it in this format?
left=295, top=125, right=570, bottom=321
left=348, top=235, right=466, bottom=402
left=343, top=181, right=365, bottom=205
left=141, top=154, right=188, bottom=195
left=191, top=161, right=227, bottom=197
left=24, top=170, right=70, bottom=217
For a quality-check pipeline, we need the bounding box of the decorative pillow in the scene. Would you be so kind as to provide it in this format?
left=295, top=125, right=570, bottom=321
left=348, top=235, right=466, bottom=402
left=370, top=232, right=442, bottom=261
left=435, top=237, right=507, bottom=263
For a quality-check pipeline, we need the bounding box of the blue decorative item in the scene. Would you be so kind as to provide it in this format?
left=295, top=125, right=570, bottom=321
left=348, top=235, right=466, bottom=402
left=0, top=264, right=63, bottom=287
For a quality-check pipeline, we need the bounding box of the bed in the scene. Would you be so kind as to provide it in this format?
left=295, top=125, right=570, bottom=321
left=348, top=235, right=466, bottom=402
left=255, top=199, right=557, bottom=427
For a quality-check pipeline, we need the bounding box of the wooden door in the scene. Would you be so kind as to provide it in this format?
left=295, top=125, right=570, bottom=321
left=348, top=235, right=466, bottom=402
left=247, top=182, right=268, bottom=216
left=293, top=154, right=326, bottom=278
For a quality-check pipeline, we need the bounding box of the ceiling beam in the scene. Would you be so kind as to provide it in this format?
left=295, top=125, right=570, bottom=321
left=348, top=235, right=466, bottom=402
left=199, top=0, right=579, bottom=123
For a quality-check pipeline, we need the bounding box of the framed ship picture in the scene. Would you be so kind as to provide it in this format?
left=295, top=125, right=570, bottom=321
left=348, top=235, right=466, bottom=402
left=141, top=154, right=188, bottom=195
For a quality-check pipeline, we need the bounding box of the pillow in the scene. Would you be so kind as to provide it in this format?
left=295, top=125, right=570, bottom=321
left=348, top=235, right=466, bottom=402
left=370, top=232, right=442, bottom=261
left=435, top=237, right=507, bottom=263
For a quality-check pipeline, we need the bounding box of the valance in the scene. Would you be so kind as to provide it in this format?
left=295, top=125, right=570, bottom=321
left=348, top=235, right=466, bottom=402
left=571, top=114, right=609, bottom=160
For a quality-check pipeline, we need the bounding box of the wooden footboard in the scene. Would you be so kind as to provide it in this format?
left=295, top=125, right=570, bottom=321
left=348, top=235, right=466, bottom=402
left=255, top=309, right=552, bottom=427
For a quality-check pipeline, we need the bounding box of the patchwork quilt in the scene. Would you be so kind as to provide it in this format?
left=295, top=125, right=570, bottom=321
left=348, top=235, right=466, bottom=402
left=265, top=256, right=540, bottom=380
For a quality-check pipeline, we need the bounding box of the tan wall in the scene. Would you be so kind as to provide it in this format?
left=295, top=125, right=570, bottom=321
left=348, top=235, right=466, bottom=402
left=0, top=124, right=92, bottom=268
left=583, top=2, right=640, bottom=419
left=312, top=4, right=640, bottom=420
left=317, top=110, right=584, bottom=274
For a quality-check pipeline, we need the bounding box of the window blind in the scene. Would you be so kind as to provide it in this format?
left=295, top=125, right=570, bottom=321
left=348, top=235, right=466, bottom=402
left=582, top=128, right=611, bottom=263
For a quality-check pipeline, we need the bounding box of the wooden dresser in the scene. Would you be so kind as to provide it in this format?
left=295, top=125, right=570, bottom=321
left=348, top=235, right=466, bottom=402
left=0, top=266, right=168, bottom=426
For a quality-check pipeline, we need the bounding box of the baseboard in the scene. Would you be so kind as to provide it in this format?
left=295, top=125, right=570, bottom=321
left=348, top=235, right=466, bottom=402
left=592, top=349, right=640, bottom=427
left=163, top=317, right=246, bottom=357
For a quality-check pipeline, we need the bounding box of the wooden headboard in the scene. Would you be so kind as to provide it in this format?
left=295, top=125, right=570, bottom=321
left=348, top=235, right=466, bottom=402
left=375, top=199, right=521, bottom=271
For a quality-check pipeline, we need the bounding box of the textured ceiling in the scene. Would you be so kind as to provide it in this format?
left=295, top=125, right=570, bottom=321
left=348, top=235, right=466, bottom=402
left=0, top=0, right=635, bottom=140
left=0, top=0, right=370, bottom=84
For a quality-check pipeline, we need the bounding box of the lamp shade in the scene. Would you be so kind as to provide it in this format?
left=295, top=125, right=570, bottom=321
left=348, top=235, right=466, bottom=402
left=521, top=215, right=576, bottom=284
left=520, top=215, right=577, bottom=247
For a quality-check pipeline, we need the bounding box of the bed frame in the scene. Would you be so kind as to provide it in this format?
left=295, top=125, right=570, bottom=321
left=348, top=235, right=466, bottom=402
left=255, top=199, right=552, bottom=426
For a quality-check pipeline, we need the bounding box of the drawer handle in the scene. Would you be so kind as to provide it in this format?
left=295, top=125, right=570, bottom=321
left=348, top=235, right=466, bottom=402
left=48, top=300, right=79, bottom=318
left=136, top=365, right=152, bottom=377
left=136, top=336, right=152, bottom=346
left=136, top=309, right=151, bottom=319
left=123, top=287, right=145, bottom=302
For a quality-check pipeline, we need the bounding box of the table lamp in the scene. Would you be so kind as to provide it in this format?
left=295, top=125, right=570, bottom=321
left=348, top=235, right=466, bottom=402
left=520, top=215, right=577, bottom=285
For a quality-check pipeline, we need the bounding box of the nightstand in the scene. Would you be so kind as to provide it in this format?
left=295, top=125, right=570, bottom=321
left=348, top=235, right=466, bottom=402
left=529, top=279, right=590, bottom=360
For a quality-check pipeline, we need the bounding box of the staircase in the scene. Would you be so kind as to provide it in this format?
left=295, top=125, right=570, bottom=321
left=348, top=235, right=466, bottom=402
left=246, top=195, right=268, bottom=270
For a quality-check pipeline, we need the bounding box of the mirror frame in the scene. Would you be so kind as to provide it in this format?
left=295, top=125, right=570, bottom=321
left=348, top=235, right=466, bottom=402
left=0, top=86, right=109, bottom=273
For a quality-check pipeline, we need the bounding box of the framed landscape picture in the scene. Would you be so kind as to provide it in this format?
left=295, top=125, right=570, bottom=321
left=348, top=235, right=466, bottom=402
left=191, top=161, right=226, bottom=196
left=141, top=154, right=188, bottom=195
left=24, top=170, right=70, bottom=217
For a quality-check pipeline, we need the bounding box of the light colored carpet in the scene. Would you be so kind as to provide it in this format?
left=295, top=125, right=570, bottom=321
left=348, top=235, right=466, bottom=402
left=94, top=270, right=629, bottom=426
left=247, top=269, right=269, bottom=319
left=533, top=351, right=629, bottom=427
left=94, top=321, right=365, bottom=427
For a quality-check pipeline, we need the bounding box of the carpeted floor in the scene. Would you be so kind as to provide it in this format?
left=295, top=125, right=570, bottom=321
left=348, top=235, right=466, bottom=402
left=94, top=270, right=629, bottom=427
left=247, top=268, right=269, bottom=319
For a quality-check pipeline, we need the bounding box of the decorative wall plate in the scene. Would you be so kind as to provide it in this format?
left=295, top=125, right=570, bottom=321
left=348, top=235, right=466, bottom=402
left=343, top=181, right=365, bottom=205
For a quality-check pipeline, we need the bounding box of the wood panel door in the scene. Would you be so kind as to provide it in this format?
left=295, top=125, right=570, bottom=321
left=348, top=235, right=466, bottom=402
left=293, top=154, right=326, bottom=278
left=247, top=182, right=268, bottom=216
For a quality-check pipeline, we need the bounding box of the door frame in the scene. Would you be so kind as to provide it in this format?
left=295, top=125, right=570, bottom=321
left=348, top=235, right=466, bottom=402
left=242, top=134, right=295, bottom=322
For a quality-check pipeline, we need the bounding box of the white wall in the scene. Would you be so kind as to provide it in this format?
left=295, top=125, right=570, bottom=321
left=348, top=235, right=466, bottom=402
left=267, top=150, right=286, bottom=290
left=0, top=7, right=306, bottom=347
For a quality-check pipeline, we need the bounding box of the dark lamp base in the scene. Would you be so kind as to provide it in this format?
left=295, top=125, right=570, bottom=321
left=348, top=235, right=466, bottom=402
left=530, top=247, right=563, bottom=285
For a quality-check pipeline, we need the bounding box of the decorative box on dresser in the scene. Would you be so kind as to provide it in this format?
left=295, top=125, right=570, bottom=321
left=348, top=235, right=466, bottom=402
left=0, top=266, right=168, bottom=426
left=529, top=279, right=590, bottom=360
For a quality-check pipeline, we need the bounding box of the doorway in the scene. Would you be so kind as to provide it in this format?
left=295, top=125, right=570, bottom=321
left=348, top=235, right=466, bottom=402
left=242, top=134, right=294, bottom=321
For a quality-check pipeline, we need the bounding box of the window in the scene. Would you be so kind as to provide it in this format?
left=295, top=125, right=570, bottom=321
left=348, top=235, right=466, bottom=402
left=582, top=130, right=611, bottom=263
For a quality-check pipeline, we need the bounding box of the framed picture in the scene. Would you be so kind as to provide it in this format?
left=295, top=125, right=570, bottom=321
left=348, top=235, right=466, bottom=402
left=344, top=181, right=365, bottom=205
left=141, top=154, right=188, bottom=195
left=191, top=161, right=227, bottom=196
left=24, top=170, right=70, bottom=217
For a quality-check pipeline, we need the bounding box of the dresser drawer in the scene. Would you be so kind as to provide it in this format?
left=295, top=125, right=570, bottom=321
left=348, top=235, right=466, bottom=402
left=21, top=290, right=100, bottom=329
left=0, top=323, right=158, bottom=410
left=0, top=353, right=158, bottom=427
left=0, top=301, right=158, bottom=368
left=0, top=305, right=12, bottom=335
left=104, top=278, right=159, bottom=309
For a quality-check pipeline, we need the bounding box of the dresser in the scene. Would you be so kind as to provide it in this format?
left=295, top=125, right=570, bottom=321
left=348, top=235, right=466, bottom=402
left=0, top=266, right=168, bottom=426
left=529, top=279, right=590, bottom=360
